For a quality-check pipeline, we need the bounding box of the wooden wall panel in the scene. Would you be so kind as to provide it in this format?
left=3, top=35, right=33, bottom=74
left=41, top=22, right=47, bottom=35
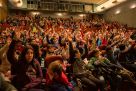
left=0, top=0, right=7, bottom=21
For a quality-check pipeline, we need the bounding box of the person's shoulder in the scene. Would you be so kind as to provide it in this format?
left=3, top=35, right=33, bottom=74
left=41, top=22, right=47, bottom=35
left=90, top=57, right=96, bottom=60
left=33, top=59, right=40, bottom=65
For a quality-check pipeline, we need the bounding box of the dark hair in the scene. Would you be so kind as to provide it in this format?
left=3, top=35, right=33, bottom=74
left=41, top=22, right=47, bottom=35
left=60, top=42, right=66, bottom=48
left=52, top=64, right=63, bottom=76
left=108, top=41, right=112, bottom=45
left=31, top=44, right=40, bottom=59
left=89, top=39, right=92, bottom=44
left=99, top=45, right=106, bottom=50
left=73, top=49, right=79, bottom=57
left=119, top=44, right=126, bottom=51
left=11, top=31, right=15, bottom=39
left=87, top=50, right=99, bottom=59
left=106, top=47, right=112, bottom=52
left=20, top=45, right=34, bottom=61
left=19, top=45, right=39, bottom=75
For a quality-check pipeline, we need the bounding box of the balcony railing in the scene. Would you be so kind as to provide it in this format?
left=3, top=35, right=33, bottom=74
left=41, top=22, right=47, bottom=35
left=27, top=0, right=86, bottom=12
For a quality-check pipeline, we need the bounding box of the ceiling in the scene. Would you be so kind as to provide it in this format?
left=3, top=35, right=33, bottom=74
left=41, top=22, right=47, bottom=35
left=62, top=0, right=127, bottom=12
left=61, top=0, right=109, bottom=5
left=5, top=0, right=128, bottom=13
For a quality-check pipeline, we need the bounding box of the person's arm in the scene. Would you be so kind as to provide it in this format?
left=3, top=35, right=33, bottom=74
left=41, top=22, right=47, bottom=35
left=106, top=62, right=123, bottom=69
left=81, top=44, right=88, bottom=59
left=58, top=36, right=62, bottom=46
left=0, top=74, right=17, bottom=91
left=101, top=57, right=123, bottom=69
left=76, top=42, right=80, bottom=49
left=46, top=35, right=50, bottom=44
left=34, top=23, right=44, bottom=33
left=0, top=37, right=12, bottom=59
left=68, top=41, right=75, bottom=64
left=74, top=71, right=88, bottom=77
left=108, top=39, right=123, bottom=48
left=7, top=39, right=18, bottom=64
left=123, top=43, right=135, bottom=53
left=0, top=44, right=9, bottom=60
left=73, top=61, right=89, bottom=77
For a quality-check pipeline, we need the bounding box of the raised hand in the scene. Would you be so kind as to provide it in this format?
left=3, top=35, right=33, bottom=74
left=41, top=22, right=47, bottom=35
left=7, top=37, right=12, bottom=46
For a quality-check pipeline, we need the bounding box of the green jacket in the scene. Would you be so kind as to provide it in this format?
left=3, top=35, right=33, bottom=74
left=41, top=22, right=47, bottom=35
left=87, top=57, right=110, bottom=70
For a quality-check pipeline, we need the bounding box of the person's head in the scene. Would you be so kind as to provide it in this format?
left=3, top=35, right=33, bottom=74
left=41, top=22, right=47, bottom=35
left=52, top=63, right=63, bottom=79
left=13, top=49, right=21, bottom=61
left=105, top=47, right=113, bottom=54
left=119, top=44, right=126, bottom=51
left=48, top=44, right=57, bottom=53
left=31, top=44, right=40, bottom=58
left=48, top=60, right=63, bottom=79
left=73, top=49, right=81, bottom=58
left=89, top=50, right=100, bottom=58
left=21, top=45, right=34, bottom=63
left=89, top=39, right=92, bottom=45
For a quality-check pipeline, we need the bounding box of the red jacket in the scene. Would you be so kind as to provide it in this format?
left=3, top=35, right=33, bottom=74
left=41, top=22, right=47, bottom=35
left=46, top=71, right=72, bottom=88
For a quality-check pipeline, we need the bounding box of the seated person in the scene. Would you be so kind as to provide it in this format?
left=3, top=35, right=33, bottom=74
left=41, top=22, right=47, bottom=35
left=46, top=60, right=73, bottom=91
left=72, top=49, right=105, bottom=91
left=11, top=45, right=43, bottom=91
left=87, top=50, right=136, bottom=90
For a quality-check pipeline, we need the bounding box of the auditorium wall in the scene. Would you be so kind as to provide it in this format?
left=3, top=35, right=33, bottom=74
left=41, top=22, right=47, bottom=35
left=8, top=9, right=89, bottom=19
left=0, top=0, right=7, bottom=21
left=103, top=0, right=136, bottom=28
left=40, top=12, right=87, bottom=19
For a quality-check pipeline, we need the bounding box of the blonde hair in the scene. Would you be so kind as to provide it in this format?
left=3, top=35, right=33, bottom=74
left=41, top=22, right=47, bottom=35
left=47, top=60, right=63, bottom=80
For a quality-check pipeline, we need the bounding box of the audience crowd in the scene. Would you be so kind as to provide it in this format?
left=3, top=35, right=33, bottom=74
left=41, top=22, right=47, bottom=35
left=0, top=14, right=136, bottom=91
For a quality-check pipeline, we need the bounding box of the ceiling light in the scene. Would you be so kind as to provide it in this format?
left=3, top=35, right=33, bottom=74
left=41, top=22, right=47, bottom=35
left=57, top=13, right=62, bottom=16
left=31, top=12, right=40, bottom=16
left=0, top=2, right=2, bottom=7
left=9, top=0, right=23, bottom=8
left=115, top=10, right=120, bottom=14
left=79, top=14, right=85, bottom=17
left=112, top=0, right=118, bottom=4
left=130, top=4, right=136, bottom=9
left=96, top=0, right=126, bottom=12
left=101, top=7, right=105, bottom=9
